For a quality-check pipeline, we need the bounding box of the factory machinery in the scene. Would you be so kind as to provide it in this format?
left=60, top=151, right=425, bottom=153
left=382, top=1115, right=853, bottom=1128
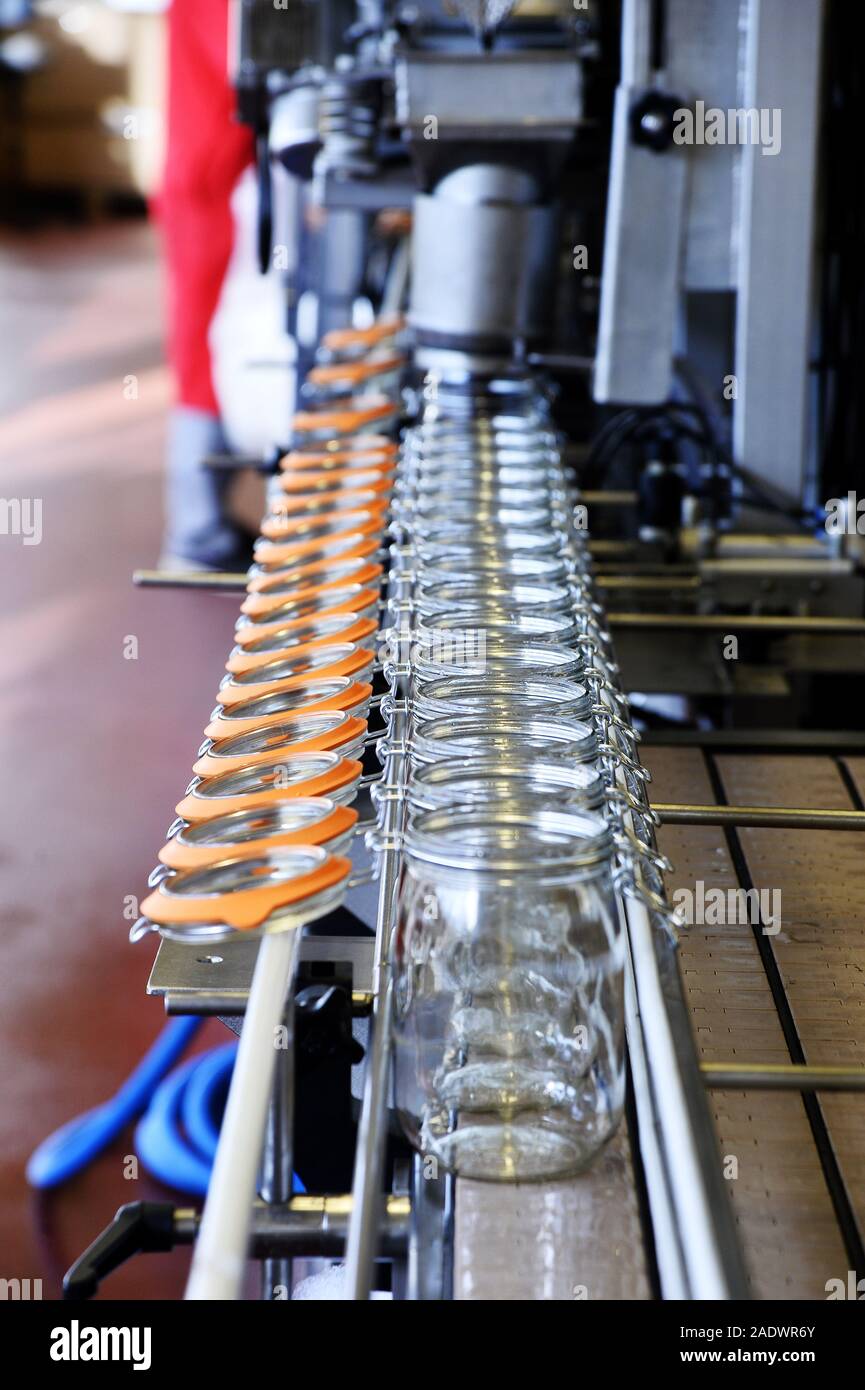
left=66, top=0, right=865, bottom=1300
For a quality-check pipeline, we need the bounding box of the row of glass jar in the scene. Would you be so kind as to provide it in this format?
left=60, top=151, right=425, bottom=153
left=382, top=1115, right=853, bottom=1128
left=385, top=375, right=629, bottom=1184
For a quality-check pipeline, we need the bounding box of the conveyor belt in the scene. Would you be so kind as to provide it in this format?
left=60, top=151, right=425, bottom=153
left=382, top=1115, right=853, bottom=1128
left=650, top=747, right=865, bottom=1299
left=454, top=1129, right=651, bottom=1300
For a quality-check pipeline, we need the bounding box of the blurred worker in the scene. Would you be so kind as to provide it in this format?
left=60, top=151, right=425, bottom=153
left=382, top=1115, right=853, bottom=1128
left=156, top=0, right=254, bottom=570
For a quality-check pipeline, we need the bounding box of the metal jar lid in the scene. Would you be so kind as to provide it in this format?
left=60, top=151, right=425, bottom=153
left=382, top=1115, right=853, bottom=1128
left=175, top=753, right=363, bottom=823
left=137, top=847, right=352, bottom=943
left=237, top=584, right=379, bottom=633
left=206, top=678, right=372, bottom=737
left=217, top=644, right=374, bottom=700
left=266, top=486, right=389, bottom=519
left=245, top=554, right=383, bottom=599
left=153, top=799, right=358, bottom=878
left=279, top=438, right=398, bottom=469
left=227, top=616, right=378, bottom=674
left=253, top=531, right=383, bottom=572
left=260, top=506, right=386, bottom=544
left=193, top=711, right=367, bottom=776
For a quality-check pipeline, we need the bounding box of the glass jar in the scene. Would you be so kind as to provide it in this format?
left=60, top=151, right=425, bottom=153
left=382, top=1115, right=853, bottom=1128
left=415, top=551, right=572, bottom=588
left=409, top=673, right=593, bottom=724
left=406, top=756, right=607, bottom=816
left=414, top=523, right=566, bottom=563
left=414, top=609, right=585, bottom=651
left=405, top=711, right=600, bottom=768
left=403, top=499, right=559, bottom=535
left=392, top=807, right=625, bottom=1180
left=416, top=578, right=576, bottom=618
left=409, top=638, right=584, bottom=685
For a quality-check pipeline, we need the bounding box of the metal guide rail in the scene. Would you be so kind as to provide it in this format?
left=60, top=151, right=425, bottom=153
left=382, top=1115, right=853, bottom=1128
left=76, top=327, right=862, bottom=1302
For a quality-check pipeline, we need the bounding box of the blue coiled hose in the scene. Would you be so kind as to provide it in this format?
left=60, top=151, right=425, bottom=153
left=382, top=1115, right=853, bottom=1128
left=27, top=1018, right=304, bottom=1197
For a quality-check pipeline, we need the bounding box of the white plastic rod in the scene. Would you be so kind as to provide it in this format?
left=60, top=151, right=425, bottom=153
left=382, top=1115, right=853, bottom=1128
left=186, top=928, right=302, bottom=1301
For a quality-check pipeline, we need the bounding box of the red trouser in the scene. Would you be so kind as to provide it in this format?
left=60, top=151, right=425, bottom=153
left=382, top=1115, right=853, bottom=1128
left=157, top=0, right=253, bottom=415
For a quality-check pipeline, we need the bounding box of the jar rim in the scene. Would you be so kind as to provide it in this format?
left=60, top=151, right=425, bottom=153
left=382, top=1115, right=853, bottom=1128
left=404, top=807, right=613, bottom=872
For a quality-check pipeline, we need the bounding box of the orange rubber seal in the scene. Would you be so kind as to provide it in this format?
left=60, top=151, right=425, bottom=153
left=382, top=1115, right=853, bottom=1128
left=157, top=804, right=358, bottom=873
left=236, top=589, right=380, bottom=644
left=280, top=441, right=398, bottom=471
left=141, top=853, right=353, bottom=932
left=291, top=399, right=397, bottom=436
left=216, top=646, right=375, bottom=706
left=205, top=680, right=373, bottom=739
left=270, top=485, right=392, bottom=515
left=307, top=353, right=405, bottom=387
left=321, top=315, right=405, bottom=352
left=260, top=504, right=387, bottom=541
left=227, top=619, right=378, bottom=674
left=253, top=526, right=384, bottom=568
left=248, top=538, right=381, bottom=584
left=242, top=566, right=383, bottom=615
left=192, top=715, right=367, bottom=777
left=276, top=466, right=394, bottom=495
left=175, top=758, right=364, bottom=823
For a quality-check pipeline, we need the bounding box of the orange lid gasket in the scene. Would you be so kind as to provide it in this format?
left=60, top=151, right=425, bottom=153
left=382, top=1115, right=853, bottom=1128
left=253, top=526, right=385, bottom=568
left=226, top=617, right=379, bottom=674
left=192, top=714, right=367, bottom=777
left=291, top=398, right=398, bottom=437
left=157, top=803, right=358, bottom=872
left=248, top=539, right=382, bottom=585
left=175, top=757, right=363, bottom=823
left=215, top=646, right=375, bottom=707
left=307, top=352, right=406, bottom=387
left=141, top=852, right=353, bottom=932
left=322, top=315, right=405, bottom=352
left=242, top=565, right=383, bottom=615
left=260, top=503, right=388, bottom=541
left=280, top=436, right=398, bottom=469
left=269, top=486, right=392, bottom=516
left=236, top=589, right=380, bottom=643
left=276, top=466, right=394, bottom=496
left=205, top=679, right=373, bottom=739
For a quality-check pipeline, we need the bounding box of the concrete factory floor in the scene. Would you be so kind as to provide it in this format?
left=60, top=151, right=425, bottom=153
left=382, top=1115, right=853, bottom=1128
left=0, top=221, right=240, bottom=1299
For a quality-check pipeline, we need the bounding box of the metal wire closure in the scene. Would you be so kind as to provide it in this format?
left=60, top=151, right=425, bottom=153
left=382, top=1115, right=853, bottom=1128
left=344, top=367, right=749, bottom=1302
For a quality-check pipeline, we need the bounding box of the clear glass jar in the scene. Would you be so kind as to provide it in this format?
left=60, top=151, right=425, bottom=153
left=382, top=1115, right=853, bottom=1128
left=392, top=808, right=625, bottom=1180
left=409, top=674, right=593, bottom=724
left=405, top=712, right=600, bottom=768
left=414, top=523, right=566, bottom=563
left=409, top=638, right=584, bottom=684
left=407, top=756, right=607, bottom=815
left=416, top=578, right=576, bottom=618
left=415, top=551, right=572, bottom=588
left=403, top=498, right=560, bottom=534
left=414, top=609, right=585, bottom=650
